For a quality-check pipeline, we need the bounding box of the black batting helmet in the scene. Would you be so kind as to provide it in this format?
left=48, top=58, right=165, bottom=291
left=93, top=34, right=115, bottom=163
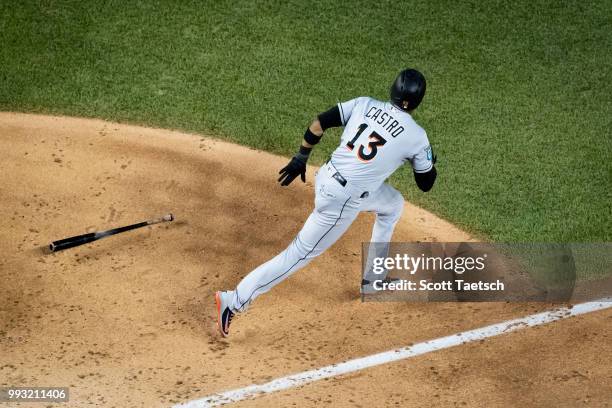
left=389, top=68, right=426, bottom=111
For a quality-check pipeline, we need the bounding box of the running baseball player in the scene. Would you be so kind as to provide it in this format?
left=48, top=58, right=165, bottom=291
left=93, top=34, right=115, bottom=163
left=215, top=69, right=437, bottom=337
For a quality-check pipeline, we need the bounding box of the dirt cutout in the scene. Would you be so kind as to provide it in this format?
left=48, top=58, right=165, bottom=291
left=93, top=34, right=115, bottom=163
left=1, top=113, right=609, bottom=407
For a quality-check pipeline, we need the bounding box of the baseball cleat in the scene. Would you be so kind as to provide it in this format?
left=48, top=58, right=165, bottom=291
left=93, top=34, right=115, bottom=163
left=215, top=291, right=235, bottom=337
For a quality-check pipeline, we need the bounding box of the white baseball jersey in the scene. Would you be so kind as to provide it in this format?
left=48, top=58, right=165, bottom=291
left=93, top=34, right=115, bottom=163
left=331, top=97, right=433, bottom=192
left=230, top=97, right=431, bottom=313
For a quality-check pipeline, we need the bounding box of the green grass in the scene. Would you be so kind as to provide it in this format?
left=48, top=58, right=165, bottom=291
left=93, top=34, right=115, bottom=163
left=1, top=0, right=611, bottom=242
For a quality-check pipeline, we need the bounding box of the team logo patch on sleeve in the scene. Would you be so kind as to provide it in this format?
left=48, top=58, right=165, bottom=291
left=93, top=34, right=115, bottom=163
left=425, top=145, right=432, bottom=161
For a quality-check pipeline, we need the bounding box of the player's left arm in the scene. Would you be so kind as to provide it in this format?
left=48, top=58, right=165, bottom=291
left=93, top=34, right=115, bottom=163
left=412, top=144, right=437, bottom=192
left=278, top=105, right=343, bottom=186
left=414, top=165, right=437, bottom=192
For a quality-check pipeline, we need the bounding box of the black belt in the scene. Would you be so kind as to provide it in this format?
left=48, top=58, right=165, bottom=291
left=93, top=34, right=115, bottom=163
left=327, top=161, right=369, bottom=199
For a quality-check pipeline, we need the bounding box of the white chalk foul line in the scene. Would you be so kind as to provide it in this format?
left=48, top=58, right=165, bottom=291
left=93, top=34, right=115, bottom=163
left=174, top=298, right=612, bottom=408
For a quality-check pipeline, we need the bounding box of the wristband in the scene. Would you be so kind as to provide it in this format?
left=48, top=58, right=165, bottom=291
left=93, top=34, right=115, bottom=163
left=304, top=128, right=321, bottom=145
left=295, top=145, right=312, bottom=162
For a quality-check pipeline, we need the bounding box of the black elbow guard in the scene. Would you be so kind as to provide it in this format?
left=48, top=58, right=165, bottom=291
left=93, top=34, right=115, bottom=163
left=317, top=105, right=343, bottom=130
left=414, top=167, right=437, bottom=192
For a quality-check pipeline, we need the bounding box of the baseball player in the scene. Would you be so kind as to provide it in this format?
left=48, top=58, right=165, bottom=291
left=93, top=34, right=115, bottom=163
left=215, top=69, right=436, bottom=337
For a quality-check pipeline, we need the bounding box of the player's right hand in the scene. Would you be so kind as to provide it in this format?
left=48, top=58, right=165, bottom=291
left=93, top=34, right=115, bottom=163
left=278, top=156, right=307, bottom=186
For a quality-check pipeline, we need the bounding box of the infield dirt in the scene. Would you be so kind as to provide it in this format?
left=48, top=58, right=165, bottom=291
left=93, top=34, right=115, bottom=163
left=1, top=113, right=609, bottom=407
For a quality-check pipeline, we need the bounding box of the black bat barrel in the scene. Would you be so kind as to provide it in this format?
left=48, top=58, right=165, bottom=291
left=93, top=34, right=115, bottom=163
left=49, top=233, right=98, bottom=252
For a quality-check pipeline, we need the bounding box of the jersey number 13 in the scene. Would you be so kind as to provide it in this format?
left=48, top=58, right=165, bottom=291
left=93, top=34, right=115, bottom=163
left=346, top=123, right=387, bottom=162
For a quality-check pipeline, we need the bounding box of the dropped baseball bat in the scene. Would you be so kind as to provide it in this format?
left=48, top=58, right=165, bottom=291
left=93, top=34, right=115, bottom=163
left=49, top=213, right=174, bottom=252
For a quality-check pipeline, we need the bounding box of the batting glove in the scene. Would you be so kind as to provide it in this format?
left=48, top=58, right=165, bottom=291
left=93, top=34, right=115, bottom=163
left=278, top=155, right=307, bottom=186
